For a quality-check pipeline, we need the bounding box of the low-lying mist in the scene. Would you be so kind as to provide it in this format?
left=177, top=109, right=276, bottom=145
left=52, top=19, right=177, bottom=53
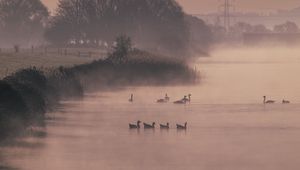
left=210, top=43, right=300, bottom=62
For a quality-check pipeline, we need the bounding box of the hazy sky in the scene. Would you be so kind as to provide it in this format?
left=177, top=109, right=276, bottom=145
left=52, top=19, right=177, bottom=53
left=42, top=0, right=300, bottom=14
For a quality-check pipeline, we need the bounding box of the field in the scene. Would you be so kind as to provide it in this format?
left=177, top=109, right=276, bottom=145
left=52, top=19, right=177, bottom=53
left=0, top=47, right=106, bottom=78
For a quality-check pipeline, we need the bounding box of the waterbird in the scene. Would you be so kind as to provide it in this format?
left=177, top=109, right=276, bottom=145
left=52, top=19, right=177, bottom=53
left=263, top=96, right=275, bottom=104
left=282, top=100, right=290, bottom=104
left=160, top=123, right=170, bottom=129
left=157, top=93, right=170, bottom=103
left=143, top=122, right=155, bottom=129
left=176, top=122, right=187, bottom=130
left=182, top=95, right=189, bottom=103
left=173, top=95, right=189, bottom=104
left=157, top=99, right=167, bottom=103
left=173, top=100, right=186, bottom=104
left=165, top=94, right=170, bottom=101
left=129, top=120, right=141, bottom=129
left=129, top=94, right=133, bottom=102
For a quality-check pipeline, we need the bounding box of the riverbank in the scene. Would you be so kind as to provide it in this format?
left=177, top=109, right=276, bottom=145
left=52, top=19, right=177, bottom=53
left=0, top=49, right=198, bottom=140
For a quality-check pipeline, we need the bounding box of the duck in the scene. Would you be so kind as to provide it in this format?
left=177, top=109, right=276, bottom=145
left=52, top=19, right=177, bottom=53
left=129, top=120, right=141, bottom=129
left=144, top=122, right=155, bottom=129
left=263, top=96, right=275, bottom=104
left=176, top=122, right=187, bottom=130
left=129, top=94, right=133, bottom=102
left=160, top=123, right=170, bottom=129
left=282, top=99, right=290, bottom=104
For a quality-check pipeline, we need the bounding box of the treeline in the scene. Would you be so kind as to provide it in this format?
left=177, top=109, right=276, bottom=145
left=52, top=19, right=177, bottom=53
left=0, top=0, right=212, bottom=58
left=0, top=46, right=198, bottom=139
left=211, top=21, right=300, bottom=42
left=0, top=0, right=49, bottom=47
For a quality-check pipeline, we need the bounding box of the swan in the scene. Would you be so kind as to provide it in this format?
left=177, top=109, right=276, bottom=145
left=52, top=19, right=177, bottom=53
left=174, top=95, right=188, bottom=104
left=263, top=96, right=275, bottom=104
left=157, top=94, right=170, bottom=103
left=160, top=123, right=170, bottom=129
left=157, top=99, right=167, bottom=103
left=173, top=100, right=186, bottom=104
left=144, top=122, right=155, bottom=129
left=129, top=120, right=141, bottom=129
left=176, top=122, right=187, bottom=130
left=129, top=94, right=133, bottom=102
left=188, top=94, right=191, bottom=102
left=282, top=100, right=290, bottom=104
left=182, top=95, right=189, bottom=103
left=165, top=94, right=170, bottom=101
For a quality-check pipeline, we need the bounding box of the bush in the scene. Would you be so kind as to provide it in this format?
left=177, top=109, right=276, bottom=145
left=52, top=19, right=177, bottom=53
left=4, top=68, right=47, bottom=115
left=47, top=66, right=83, bottom=99
left=0, top=81, right=29, bottom=137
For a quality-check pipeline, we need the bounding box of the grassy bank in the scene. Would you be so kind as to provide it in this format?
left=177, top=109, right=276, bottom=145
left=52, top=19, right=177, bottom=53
left=0, top=47, right=105, bottom=78
left=0, top=49, right=198, bottom=139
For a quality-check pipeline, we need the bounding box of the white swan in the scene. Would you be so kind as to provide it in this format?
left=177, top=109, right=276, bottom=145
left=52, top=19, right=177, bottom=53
left=129, top=94, right=133, bottom=102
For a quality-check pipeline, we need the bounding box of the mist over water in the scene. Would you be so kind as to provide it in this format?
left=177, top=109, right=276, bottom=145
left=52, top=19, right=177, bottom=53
left=2, top=46, right=300, bottom=170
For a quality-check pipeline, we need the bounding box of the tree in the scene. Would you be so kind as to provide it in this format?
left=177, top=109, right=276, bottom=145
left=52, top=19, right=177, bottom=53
left=0, top=0, right=49, bottom=47
left=274, top=21, right=299, bottom=33
left=231, top=22, right=253, bottom=33
left=109, top=35, right=132, bottom=64
left=253, top=24, right=270, bottom=33
left=45, top=0, right=199, bottom=57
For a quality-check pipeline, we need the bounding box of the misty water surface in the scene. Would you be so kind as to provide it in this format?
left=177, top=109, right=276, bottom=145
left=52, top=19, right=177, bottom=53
left=1, top=46, right=300, bottom=170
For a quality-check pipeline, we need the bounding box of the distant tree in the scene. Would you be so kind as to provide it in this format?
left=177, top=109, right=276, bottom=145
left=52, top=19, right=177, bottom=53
left=253, top=24, right=270, bottom=33
left=0, top=0, right=49, bottom=46
left=274, top=21, right=299, bottom=33
left=230, top=22, right=270, bottom=34
left=45, top=0, right=198, bottom=57
left=231, top=22, right=253, bottom=33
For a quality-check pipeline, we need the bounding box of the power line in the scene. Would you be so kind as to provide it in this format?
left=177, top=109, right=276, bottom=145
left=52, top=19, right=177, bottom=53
left=219, top=0, right=235, bottom=32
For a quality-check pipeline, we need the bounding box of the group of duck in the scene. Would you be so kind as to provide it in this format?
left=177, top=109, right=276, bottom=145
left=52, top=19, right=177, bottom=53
left=263, top=96, right=290, bottom=104
left=129, top=93, right=192, bottom=104
left=129, top=121, right=187, bottom=130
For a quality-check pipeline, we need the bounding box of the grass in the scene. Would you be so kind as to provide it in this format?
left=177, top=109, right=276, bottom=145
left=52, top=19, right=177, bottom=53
left=0, top=47, right=106, bottom=78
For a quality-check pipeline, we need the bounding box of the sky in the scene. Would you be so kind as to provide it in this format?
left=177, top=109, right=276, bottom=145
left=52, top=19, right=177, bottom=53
left=42, top=0, right=300, bottom=14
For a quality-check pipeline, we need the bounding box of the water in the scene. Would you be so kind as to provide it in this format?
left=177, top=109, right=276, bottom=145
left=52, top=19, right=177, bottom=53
left=2, top=46, right=300, bottom=170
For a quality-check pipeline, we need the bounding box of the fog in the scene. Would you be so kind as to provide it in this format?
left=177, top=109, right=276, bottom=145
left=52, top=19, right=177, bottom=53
left=1, top=45, right=300, bottom=170
left=2, top=1, right=300, bottom=170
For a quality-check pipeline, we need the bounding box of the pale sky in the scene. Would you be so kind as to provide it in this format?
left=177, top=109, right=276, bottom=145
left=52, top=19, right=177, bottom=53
left=42, top=0, right=300, bottom=14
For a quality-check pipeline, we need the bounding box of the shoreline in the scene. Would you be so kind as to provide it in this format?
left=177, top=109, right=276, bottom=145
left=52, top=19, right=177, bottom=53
left=0, top=49, right=199, bottom=140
